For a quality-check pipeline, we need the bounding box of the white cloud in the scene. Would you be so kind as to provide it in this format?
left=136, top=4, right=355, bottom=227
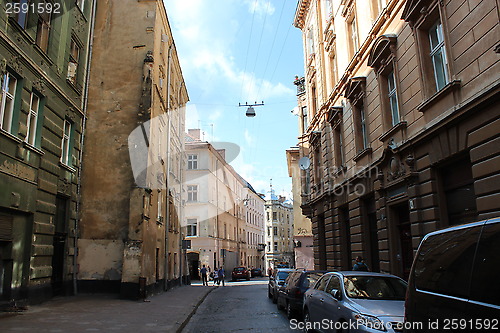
left=244, top=129, right=255, bottom=147
left=243, top=0, right=276, bottom=16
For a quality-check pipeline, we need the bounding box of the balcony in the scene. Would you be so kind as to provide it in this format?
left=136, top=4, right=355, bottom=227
left=294, top=76, right=305, bottom=95
left=257, top=243, right=266, bottom=251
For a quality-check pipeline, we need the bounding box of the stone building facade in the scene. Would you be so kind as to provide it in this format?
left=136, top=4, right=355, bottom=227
left=184, top=129, right=265, bottom=278
left=0, top=0, right=94, bottom=304
left=79, top=0, right=188, bottom=299
left=294, top=0, right=499, bottom=278
left=264, top=191, right=294, bottom=271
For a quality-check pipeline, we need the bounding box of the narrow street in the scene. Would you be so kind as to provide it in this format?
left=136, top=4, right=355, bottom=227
left=183, top=278, right=295, bottom=333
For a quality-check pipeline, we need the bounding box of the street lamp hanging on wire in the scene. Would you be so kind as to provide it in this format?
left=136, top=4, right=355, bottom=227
left=239, top=101, right=264, bottom=117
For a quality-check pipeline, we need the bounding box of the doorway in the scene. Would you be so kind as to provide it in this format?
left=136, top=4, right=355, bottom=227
left=187, top=252, right=200, bottom=280
left=391, top=203, right=413, bottom=280
left=51, top=196, right=69, bottom=296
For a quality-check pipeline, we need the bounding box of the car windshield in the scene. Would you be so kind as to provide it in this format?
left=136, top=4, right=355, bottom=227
left=343, top=276, right=407, bottom=300
left=277, top=271, right=290, bottom=280
left=234, top=267, right=245, bottom=271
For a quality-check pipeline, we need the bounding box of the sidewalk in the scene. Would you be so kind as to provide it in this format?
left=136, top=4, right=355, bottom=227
left=0, top=283, right=214, bottom=333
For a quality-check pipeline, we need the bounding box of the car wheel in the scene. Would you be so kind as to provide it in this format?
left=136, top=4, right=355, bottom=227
left=272, top=292, right=277, bottom=304
left=303, top=309, right=315, bottom=333
left=268, top=287, right=272, bottom=298
left=277, top=297, right=284, bottom=310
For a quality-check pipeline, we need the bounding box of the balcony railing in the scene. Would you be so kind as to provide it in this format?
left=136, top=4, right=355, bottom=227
left=294, top=76, right=305, bottom=95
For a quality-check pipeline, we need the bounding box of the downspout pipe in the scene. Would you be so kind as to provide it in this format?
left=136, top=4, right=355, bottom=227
left=178, top=81, right=185, bottom=285
left=73, top=0, right=97, bottom=295
left=164, top=43, right=173, bottom=291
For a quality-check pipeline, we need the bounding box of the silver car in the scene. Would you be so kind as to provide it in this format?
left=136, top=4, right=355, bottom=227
left=303, top=271, right=407, bottom=333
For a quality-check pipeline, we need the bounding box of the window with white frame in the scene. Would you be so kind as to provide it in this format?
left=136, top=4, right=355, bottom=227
left=26, top=92, right=41, bottom=145
left=0, top=72, right=18, bottom=133
left=187, top=154, right=198, bottom=170
left=187, top=218, right=197, bottom=236
left=429, top=20, right=449, bottom=92
left=387, top=71, right=400, bottom=126
left=301, top=106, right=308, bottom=134
left=60, top=120, right=72, bottom=165
left=359, top=105, right=369, bottom=149
left=348, top=14, right=359, bottom=56
left=307, top=27, right=315, bottom=56
left=187, top=185, right=198, bottom=202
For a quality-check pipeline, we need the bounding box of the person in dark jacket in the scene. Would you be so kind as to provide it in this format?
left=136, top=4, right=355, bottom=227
left=352, top=256, right=369, bottom=271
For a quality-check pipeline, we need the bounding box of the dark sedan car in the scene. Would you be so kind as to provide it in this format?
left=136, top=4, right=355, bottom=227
left=251, top=268, right=263, bottom=277
left=231, top=267, right=251, bottom=281
left=276, top=270, right=327, bottom=319
left=268, top=268, right=294, bottom=303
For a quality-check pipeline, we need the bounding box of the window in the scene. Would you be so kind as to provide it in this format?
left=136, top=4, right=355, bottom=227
left=187, top=185, right=198, bottom=202
left=60, top=120, right=72, bottom=165
left=307, top=27, right=315, bottom=56
left=402, top=2, right=456, bottom=101
left=301, top=106, right=308, bottom=134
left=35, top=0, right=52, bottom=52
left=187, top=219, right=197, bottom=236
left=347, top=14, right=359, bottom=57
left=157, top=191, right=163, bottom=221
left=359, top=105, right=368, bottom=149
left=12, top=0, right=30, bottom=28
left=187, top=154, right=198, bottom=170
left=274, top=242, right=278, bottom=252
left=272, top=212, right=277, bottom=221
left=273, top=226, right=278, bottom=236
left=334, top=125, right=344, bottom=167
left=429, top=20, right=449, bottom=91
left=387, top=71, right=400, bottom=126
left=0, top=72, right=18, bottom=133
left=26, top=92, right=41, bottom=145
left=67, top=38, right=80, bottom=85
left=329, top=53, right=338, bottom=89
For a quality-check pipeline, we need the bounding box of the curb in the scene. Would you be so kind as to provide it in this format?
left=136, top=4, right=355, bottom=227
left=176, top=286, right=216, bottom=333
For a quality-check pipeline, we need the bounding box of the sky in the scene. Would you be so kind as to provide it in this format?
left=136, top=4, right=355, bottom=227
left=164, top=0, right=305, bottom=199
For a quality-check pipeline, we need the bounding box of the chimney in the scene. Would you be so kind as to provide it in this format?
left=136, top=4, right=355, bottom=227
left=188, top=129, right=201, bottom=140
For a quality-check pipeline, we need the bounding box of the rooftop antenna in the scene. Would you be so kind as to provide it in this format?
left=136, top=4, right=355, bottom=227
left=238, top=101, right=264, bottom=117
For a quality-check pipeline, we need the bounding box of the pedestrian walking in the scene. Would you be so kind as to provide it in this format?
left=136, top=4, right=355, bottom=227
left=352, top=256, right=369, bottom=271
left=213, top=269, right=219, bottom=286
left=200, top=264, right=208, bottom=286
left=218, top=266, right=225, bottom=286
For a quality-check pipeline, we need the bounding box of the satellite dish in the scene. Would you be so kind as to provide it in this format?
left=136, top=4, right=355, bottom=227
left=298, top=157, right=311, bottom=170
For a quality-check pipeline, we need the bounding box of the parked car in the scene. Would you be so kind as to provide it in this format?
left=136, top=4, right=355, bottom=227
left=303, top=271, right=407, bottom=333
left=276, top=269, right=327, bottom=319
left=250, top=267, right=263, bottom=277
left=231, top=267, right=251, bottom=281
left=404, top=218, right=500, bottom=332
left=268, top=268, right=294, bottom=304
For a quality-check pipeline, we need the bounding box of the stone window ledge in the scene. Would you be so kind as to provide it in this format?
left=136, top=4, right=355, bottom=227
left=417, top=80, right=461, bottom=113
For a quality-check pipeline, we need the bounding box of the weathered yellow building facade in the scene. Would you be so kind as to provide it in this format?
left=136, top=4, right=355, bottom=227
left=79, top=0, right=188, bottom=298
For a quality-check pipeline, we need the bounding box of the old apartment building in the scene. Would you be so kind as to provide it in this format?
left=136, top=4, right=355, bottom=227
left=184, top=129, right=265, bottom=278
left=79, top=0, right=188, bottom=299
left=265, top=189, right=294, bottom=271
left=294, top=0, right=499, bottom=278
left=0, top=0, right=94, bottom=304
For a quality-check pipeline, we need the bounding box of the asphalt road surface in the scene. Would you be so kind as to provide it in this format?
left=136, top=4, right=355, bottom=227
left=182, top=278, right=296, bottom=333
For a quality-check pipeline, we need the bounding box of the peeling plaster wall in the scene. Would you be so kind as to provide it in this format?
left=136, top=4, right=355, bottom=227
left=77, top=239, right=123, bottom=280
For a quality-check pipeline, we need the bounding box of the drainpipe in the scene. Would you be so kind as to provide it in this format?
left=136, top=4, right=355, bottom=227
left=178, top=82, right=185, bottom=285
left=164, top=43, right=173, bottom=291
left=73, top=0, right=97, bottom=295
